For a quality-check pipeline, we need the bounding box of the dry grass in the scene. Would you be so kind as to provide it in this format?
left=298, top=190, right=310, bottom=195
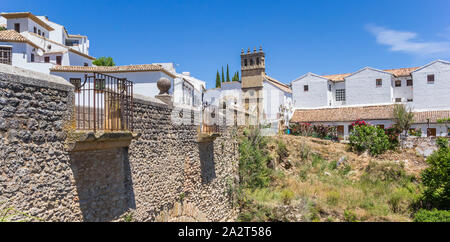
left=242, top=134, right=427, bottom=222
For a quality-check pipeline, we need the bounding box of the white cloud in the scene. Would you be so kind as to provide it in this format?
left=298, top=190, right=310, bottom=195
left=366, top=24, right=450, bottom=56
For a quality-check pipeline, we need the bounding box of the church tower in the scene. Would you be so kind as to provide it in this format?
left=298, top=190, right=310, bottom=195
left=240, top=46, right=265, bottom=89
left=240, top=46, right=265, bottom=125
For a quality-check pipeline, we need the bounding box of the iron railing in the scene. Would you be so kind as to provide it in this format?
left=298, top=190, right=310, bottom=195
left=73, top=72, right=133, bottom=131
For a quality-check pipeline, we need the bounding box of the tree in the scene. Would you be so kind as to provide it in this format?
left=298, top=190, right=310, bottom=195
left=92, top=56, right=115, bottom=66
left=221, top=66, right=225, bottom=83
left=421, top=137, right=450, bottom=209
left=215, top=70, right=221, bottom=88
left=392, top=104, right=414, bottom=135
left=0, top=26, right=6, bottom=31
left=226, top=64, right=230, bottom=82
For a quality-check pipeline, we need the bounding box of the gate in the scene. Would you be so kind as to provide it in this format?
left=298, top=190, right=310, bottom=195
left=74, top=72, right=133, bottom=131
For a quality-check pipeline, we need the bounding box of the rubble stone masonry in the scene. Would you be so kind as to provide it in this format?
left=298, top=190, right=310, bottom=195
left=0, top=64, right=239, bottom=221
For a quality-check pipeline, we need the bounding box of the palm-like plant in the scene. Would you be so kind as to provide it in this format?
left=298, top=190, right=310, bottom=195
left=393, top=104, right=414, bottom=136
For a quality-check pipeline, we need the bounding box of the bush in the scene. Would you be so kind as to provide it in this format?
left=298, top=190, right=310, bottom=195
left=290, top=123, right=337, bottom=140
left=281, top=189, right=294, bottom=205
left=414, top=209, right=450, bottom=222
left=420, top=137, right=449, bottom=209
left=349, top=123, right=391, bottom=156
left=239, top=128, right=273, bottom=189
left=276, top=140, right=289, bottom=162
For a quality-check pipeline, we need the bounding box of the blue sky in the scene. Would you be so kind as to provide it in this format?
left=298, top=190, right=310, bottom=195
left=2, top=0, right=450, bottom=89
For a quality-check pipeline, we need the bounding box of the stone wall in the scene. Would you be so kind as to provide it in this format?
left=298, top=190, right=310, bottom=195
left=401, top=136, right=439, bottom=157
left=0, top=64, right=239, bottom=222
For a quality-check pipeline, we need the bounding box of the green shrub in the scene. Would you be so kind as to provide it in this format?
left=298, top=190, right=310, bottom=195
left=281, top=189, right=294, bottom=205
left=349, top=124, right=391, bottom=156
left=414, top=209, right=450, bottom=222
left=343, top=210, right=359, bottom=222
left=238, top=128, right=273, bottom=189
left=276, top=140, right=289, bottom=162
left=420, top=137, right=450, bottom=209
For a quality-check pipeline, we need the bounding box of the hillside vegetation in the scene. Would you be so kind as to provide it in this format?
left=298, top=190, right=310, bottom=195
left=236, top=129, right=430, bottom=222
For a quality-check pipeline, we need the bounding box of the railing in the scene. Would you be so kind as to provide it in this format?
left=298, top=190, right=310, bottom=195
left=73, top=72, right=133, bottom=131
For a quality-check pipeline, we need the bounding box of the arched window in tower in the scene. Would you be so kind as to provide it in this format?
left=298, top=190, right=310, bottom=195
left=244, top=59, right=248, bottom=66
left=250, top=58, right=254, bottom=65
left=256, top=57, right=260, bottom=65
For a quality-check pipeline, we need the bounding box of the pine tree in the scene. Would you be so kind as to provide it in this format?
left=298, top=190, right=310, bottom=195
left=215, top=70, right=221, bottom=88
left=221, top=66, right=225, bottom=83
left=226, top=64, right=230, bottom=82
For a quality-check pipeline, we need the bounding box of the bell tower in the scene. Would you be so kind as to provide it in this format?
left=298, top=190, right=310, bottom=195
left=240, top=46, right=265, bottom=125
left=240, top=46, right=265, bottom=89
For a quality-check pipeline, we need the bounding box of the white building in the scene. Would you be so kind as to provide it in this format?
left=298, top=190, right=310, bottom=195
left=50, top=64, right=176, bottom=98
left=290, top=60, right=450, bottom=139
left=204, top=47, right=293, bottom=130
left=0, top=12, right=95, bottom=73
left=173, top=71, right=206, bottom=110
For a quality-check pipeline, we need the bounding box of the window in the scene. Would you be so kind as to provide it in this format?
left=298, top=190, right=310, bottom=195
left=56, top=56, right=62, bottom=65
left=395, top=98, right=402, bottom=102
left=250, top=58, right=254, bottom=65
left=44, top=56, right=50, bottom=63
left=38, top=29, right=41, bottom=35
left=0, top=47, right=12, bottom=65
left=407, top=79, right=413, bottom=86
left=95, top=79, right=106, bottom=92
left=348, top=125, right=353, bottom=133
left=407, top=99, right=413, bottom=102
left=256, top=57, right=260, bottom=65
left=84, top=63, right=89, bottom=66
left=427, top=74, right=435, bottom=84
left=31, top=53, right=34, bottom=62
left=33, top=27, right=37, bottom=33
left=244, top=59, right=247, bottom=66
left=395, top=80, right=401, bottom=87
left=378, top=125, right=385, bottom=129
left=376, top=79, right=382, bottom=87
left=70, top=78, right=82, bottom=92
left=328, top=84, right=331, bottom=91
left=14, top=23, right=20, bottom=32
left=336, top=89, right=345, bottom=101
left=304, top=85, right=309, bottom=92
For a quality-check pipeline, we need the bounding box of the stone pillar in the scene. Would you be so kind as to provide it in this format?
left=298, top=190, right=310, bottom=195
left=156, top=77, right=173, bottom=107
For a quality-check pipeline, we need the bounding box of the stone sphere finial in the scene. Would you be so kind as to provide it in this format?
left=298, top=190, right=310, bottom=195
left=157, top=77, right=171, bottom=95
left=241, top=48, right=244, bottom=54
left=259, top=45, right=262, bottom=51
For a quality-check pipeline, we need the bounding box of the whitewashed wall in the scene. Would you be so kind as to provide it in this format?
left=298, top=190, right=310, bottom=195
left=292, top=73, right=329, bottom=108
left=346, top=68, right=393, bottom=106
left=412, top=61, right=450, bottom=111
left=392, top=76, right=414, bottom=103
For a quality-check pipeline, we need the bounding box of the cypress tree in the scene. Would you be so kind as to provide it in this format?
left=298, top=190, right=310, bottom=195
left=226, top=64, right=230, bottom=82
left=221, top=66, right=225, bottom=83
left=237, top=71, right=240, bottom=82
left=215, top=70, right=221, bottom=88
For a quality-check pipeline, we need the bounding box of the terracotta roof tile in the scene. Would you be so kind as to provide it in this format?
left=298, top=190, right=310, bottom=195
left=1, top=12, right=54, bottom=31
left=291, top=105, right=450, bottom=124
left=264, top=74, right=292, bottom=93
left=50, top=64, right=176, bottom=78
left=413, top=110, right=450, bottom=123
left=290, top=105, right=395, bottom=123
left=0, top=30, right=40, bottom=49
left=321, top=67, right=420, bottom=81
